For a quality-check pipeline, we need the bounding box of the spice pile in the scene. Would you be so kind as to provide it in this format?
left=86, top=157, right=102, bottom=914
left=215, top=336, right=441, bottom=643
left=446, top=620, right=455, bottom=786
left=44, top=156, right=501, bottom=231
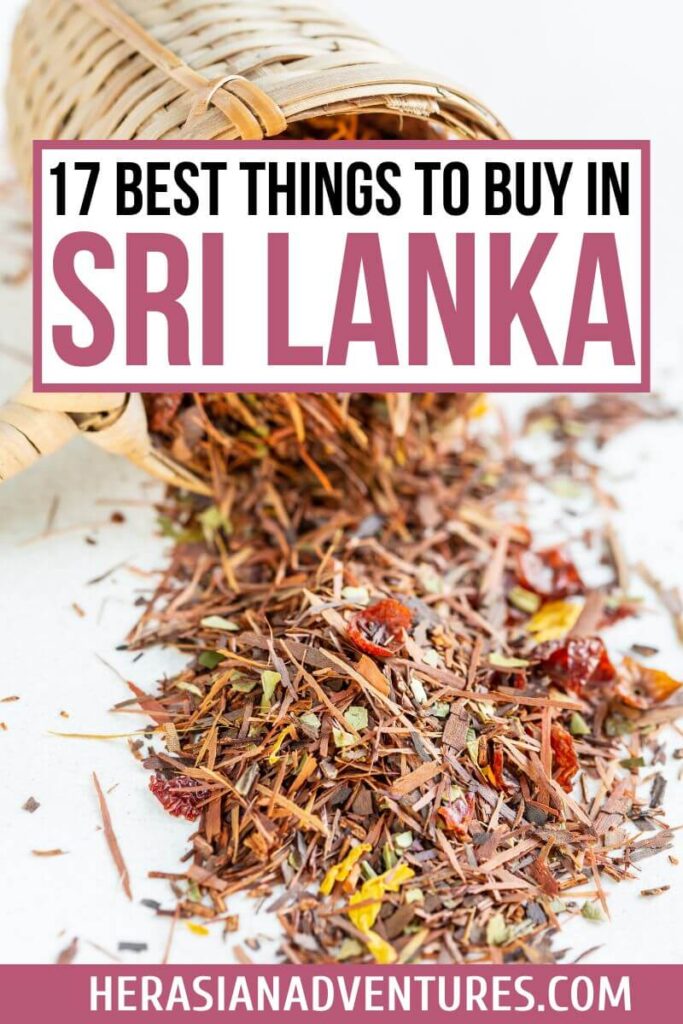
left=127, top=392, right=682, bottom=965
left=143, top=391, right=477, bottom=501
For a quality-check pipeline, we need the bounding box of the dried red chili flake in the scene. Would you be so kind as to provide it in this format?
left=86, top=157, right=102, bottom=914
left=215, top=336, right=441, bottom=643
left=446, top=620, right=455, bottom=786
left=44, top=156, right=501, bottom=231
left=534, top=637, right=616, bottom=695
left=516, top=546, right=584, bottom=600
left=347, top=598, right=413, bottom=658
left=489, top=747, right=506, bottom=790
left=438, top=792, right=476, bottom=840
left=550, top=723, right=579, bottom=793
left=149, top=772, right=211, bottom=821
left=615, top=657, right=682, bottom=710
left=146, top=394, right=183, bottom=435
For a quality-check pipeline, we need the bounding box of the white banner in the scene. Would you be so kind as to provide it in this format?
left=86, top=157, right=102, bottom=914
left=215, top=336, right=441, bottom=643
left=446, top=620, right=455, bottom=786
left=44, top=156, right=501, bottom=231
left=34, top=141, right=648, bottom=393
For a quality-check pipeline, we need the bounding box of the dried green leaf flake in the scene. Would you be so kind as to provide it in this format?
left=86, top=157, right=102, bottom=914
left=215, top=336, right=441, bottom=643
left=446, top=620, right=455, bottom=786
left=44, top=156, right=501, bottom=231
left=620, top=756, right=645, bottom=771
left=198, top=651, right=224, bottom=670
left=410, top=678, right=428, bottom=704
left=200, top=616, right=240, bottom=631
left=341, top=586, right=370, bottom=605
left=486, top=913, right=509, bottom=947
left=581, top=901, right=604, bottom=922
left=198, top=505, right=232, bottom=541
left=422, top=649, right=442, bottom=668
left=299, top=712, right=321, bottom=732
left=605, top=715, right=635, bottom=737
left=337, top=938, right=364, bottom=960
left=489, top=652, right=529, bottom=669
left=261, top=670, right=282, bottom=709
left=174, top=681, right=203, bottom=697
left=231, top=678, right=258, bottom=694
left=333, top=728, right=355, bottom=749
left=569, top=712, right=591, bottom=736
left=466, top=728, right=479, bottom=765
left=345, top=706, right=368, bottom=731
left=508, top=586, right=542, bottom=614
left=432, top=701, right=450, bottom=718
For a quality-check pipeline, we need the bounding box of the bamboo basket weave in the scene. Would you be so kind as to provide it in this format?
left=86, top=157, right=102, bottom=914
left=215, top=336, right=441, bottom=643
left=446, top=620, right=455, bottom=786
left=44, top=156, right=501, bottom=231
left=1, top=0, right=507, bottom=493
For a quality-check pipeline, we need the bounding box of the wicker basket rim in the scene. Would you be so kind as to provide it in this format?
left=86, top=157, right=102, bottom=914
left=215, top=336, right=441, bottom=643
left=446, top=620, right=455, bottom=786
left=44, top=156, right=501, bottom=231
left=1, top=0, right=505, bottom=492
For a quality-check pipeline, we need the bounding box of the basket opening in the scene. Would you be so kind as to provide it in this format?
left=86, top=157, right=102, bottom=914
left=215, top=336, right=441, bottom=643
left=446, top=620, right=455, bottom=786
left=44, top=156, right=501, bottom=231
left=281, top=112, right=448, bottom=143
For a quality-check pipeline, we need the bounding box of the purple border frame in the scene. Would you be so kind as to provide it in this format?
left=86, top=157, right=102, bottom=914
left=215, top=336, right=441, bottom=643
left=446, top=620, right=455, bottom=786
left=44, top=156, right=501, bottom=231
left=1, top=963, right=679, bottom=1022
left=33, top=139, right=651, bottom=394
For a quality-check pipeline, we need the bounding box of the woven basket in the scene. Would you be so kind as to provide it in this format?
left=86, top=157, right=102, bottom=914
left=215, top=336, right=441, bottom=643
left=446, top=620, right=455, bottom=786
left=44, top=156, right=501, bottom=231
left=1, top=0, right=507, bottom=492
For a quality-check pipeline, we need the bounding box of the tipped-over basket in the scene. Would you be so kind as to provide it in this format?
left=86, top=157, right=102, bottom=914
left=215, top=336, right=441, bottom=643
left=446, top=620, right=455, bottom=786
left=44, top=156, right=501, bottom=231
left=1, top=0, right=507, bottom=493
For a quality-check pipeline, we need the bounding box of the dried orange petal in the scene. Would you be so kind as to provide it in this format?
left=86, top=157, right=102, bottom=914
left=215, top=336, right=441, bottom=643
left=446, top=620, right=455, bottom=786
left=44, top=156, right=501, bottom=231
left=616, top=657, right=682, bottom=709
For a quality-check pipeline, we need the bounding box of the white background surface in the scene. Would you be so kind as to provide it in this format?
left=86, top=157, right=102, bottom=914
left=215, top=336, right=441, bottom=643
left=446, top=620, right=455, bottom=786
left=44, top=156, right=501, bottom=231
left=0, top=0, right=681, bottom=965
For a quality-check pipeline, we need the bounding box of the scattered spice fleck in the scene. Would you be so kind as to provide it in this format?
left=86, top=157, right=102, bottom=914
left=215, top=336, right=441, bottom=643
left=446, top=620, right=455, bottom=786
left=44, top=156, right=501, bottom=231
left=56, top=937, right=78, bottom=965
left=92, top=772, right=132, bottom=901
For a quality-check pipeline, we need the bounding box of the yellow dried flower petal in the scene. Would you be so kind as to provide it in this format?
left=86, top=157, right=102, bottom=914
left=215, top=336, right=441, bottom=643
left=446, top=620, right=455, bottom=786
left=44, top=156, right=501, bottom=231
left=347, top=862, right=415, bottom=931
left=186, top=922, right=209, bottom=937
left=348, top=877, right=385, bottom=932
left=379, top=862, right=415, bottom=891
left=319, top=869, right=337, bottom=897
left=319, top=842, right=372, bottom=896
left=468, top=396, right=490, bottom=419
left=268, top=725, right=294, bottom=765
left=365, top=929, right=397, bottom=964
left=337, top=843, right=372, bottom=881
left=527, top=600, right=582, bottom=644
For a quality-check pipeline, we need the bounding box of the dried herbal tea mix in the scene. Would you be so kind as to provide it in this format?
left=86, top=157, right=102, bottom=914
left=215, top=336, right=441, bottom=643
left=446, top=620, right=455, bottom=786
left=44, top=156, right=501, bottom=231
left=124, top=391, right=681, bottom=965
